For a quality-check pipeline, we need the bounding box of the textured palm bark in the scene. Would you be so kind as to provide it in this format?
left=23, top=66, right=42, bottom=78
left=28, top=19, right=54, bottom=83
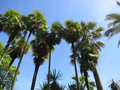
left=47, top=51, right=51, bottom=90
left=93, top=67, right=103, bottom=90
left=84, top=71, right=89, bottom=90
left=31, top=65, right=39, bottom=90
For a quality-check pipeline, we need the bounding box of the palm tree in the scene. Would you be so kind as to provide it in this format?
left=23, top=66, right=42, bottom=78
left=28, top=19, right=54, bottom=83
left=11, top=10, right=48, bottom=90
left=109, top=80, right=120, bottom=90
left=75, top=22, right=104, bottom=90
left=38, top=69, right=64, bottom=90
left=0, top=9, right=23, bottom=64
left=63, top=20, right=81, bottom=90
left=30, top=35, right=49, bottom=90
left=104, top=1, right=120, bottom=46
left=49, top=69, right=64, bottom=90
left=47, top=22, right=63, bottom=89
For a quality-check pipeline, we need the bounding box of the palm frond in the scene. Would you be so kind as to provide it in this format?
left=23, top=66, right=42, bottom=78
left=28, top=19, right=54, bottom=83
left=96, top=27, right=104, bottom=32
left=104, top=24, right=120, bottom=38
left=50, top=69, right=63, bottom=81
left=87, top=22, right=96, bottom=30
left=106, top=14, right=120, bottom=21
left=37, top=82, right=48, bottom=90
left=117, top=1, right=120, bottom=6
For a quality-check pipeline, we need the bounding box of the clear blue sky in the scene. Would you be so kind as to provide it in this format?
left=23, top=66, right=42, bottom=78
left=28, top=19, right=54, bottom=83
left=0, top=0, right=120, bottom=90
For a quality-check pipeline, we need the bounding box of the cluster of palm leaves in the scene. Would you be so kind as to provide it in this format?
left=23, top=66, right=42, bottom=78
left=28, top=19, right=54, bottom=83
left=37, top=69, right=65, bottom=90
left=67, top=76, right=95, bottom=90
left=109, top=80, right=120, bottom=90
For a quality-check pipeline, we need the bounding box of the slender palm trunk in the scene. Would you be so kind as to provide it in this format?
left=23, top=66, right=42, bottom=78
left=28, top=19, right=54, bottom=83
left=31, top=65, right=40, bottom=90
left=84, top=71, right=89, bottom=90
left=47, top=51, right=51, bottom=90
left=92, top=67, right=103, bottom=90
left=71, top=43, right=80, bottom=90
left=73, top=59, right=80, bottom=90
left=9, top=57, right=16, bottom=67
left=11, top=31, right=32, bottom=90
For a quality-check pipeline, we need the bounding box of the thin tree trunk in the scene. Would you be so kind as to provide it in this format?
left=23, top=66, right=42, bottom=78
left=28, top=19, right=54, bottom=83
left=84, top=71, right=89, bottom=90
left=47, top=51, right=51, bottom=90
left=11, top=31, right=32, bottom=90
left=71, top=43, right=80, bottom=90
left=31, top=65, right=40, bottom=90
left=92, top=67, right=103, bottom=90
left=9, top=57, right=16, bottom=67
left=73, top=59, right=80, bottom=90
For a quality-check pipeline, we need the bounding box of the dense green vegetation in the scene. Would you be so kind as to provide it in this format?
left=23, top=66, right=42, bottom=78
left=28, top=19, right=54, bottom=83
left=0, top=42, right=17, bottom=90
left=0, top=1, right=120, bottom=90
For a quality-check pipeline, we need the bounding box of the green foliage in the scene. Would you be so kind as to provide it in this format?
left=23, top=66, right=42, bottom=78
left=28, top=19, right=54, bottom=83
left=63, top=20, right=81, bottom=43
left=10, top=38, right=30, bottom=54
left=68, top=76, right=95, bottom=90
left=0, top=42, right=17, bottom=90
left=87, top=22, right=96, bottom=30
left=2, top=9, right=23, bottom=35
left=105, top=2, right=120, bottom=40
left=22, top=10, right=48, bottom=36
left=75, top=21, right=104, bottom=66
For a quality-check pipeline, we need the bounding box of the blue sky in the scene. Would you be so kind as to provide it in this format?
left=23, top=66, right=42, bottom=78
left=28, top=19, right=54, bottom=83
left=0, top=0, right=120, bottom=90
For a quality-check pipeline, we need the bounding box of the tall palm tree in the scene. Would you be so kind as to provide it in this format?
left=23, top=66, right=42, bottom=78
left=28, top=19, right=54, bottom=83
left=0, top=9, right=23, bottom=64
left=47, top=22, right=63, bottom=89
left=11, top=10, right=48, bottom=90
left=30, top=35, right=49, bottom=90
left=75, top=22, right=104, bottom=90
left=63, top=20, right=81, bottom=90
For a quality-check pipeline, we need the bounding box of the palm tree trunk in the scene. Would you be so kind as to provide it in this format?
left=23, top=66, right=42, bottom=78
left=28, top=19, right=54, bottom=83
left=73, top=59, right=80, bottom=90
left=11, top=31, right=32, bottom=90
left=92, top=67, right=103, bottom=90
left=84, top=71, right=89, bottom=90
left=9, top=57, right=16, bottom=67
left=71, top=43, right=80, bottom=90
left=31, top=65, right=40, bottom=90
left=47, top=51, right=51, bottom=90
